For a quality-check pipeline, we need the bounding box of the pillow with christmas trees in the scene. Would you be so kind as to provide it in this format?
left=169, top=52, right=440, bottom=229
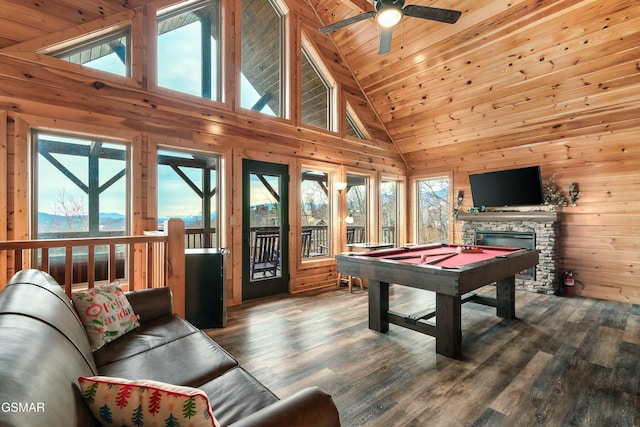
left=78, top=376, right=219, bottom=427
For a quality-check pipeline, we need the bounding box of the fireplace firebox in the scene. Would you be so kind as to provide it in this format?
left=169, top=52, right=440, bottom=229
left=475, top=230, right=536, bottom=280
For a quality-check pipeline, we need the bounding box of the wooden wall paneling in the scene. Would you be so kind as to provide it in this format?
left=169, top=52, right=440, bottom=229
left=0, top=51, right=403, bottom=172
left=132, top=5, right=147, bottom=88
left=230, top=149, right=243, bottom=306
left=11, top=116, right=29, bottom=243
left=131, top=132, right=145, bottom=288
left=5, top=8, right=136, bottom=55
left=293, top=265, right=337, bottom=293
left=441, top=131, right=639, bottom=303
left=0, top=110, right=7, bottom=285
left=0, top=1, right=74, bottom=44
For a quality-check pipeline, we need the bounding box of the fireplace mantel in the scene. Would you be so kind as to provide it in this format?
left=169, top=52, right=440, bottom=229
left=457, top=211, right=561, bottom=223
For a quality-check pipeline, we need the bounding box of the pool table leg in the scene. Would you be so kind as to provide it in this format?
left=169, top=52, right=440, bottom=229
left=368, top=280, right=389, bottom=333
left=496, top=275, right=516, bottom=319
left=436, top=293, right=462, bottom=358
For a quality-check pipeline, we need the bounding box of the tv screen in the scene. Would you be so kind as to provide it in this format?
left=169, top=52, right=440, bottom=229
left=469, top=166, right=544, bottom=207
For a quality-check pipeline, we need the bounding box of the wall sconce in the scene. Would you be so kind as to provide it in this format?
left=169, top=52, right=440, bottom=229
left=569, top=182, right=579, bottom=206
left=335, top=182, right=347, bottom=192
left=345, top=213, right=354, bottom=224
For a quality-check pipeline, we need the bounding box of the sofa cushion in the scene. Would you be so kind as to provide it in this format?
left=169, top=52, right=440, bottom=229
left=0, top=270, right=96, bottom=372
left=0, top=315, right=100, bottom=427
left=78, top=376, right=220, bottom=427
left=198, top=367, right=279, bottom=426
left=72, top=282, right=141, bottom=351
left=93, top=314, right=200, bottom=367
left=97, top=330, right=238, bottom=387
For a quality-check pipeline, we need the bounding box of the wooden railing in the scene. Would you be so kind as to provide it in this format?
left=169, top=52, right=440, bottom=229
left=0, top=218, right=186, bottom=317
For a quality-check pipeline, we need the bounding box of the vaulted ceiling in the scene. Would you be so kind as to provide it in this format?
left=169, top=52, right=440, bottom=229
left=1, top=0, right=638, bottom=173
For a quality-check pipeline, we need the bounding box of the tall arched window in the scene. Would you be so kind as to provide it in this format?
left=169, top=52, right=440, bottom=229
left=240, top=0, right=286, bottom=116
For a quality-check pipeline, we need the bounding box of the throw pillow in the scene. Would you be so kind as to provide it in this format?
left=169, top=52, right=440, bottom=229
left=72, top=282, right=140, bottom=351
left=78, top=376, right=220, bottom=427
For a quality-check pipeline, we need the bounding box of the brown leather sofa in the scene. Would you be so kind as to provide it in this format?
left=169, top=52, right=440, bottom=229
left=0, top=269, right=340, bottom=427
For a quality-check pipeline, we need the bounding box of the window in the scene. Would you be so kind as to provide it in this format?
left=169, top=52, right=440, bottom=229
left=345, top=174, right=368, bottom=244
left=33, top=131, right=129, bottom=239
left=240, top=0, right=285, bottom=116
left=301, top=169, right=330, bottom=258
left=380, top=178, right=398, bottom=245
left=346, top=112, right=366, bottom=139
left=157, top=0, right=221, bottom=100
left=416, top=177, right=450, bottom=244
left=301, top=47, right=333, bottom=130
left=52, top=29, right=130, bottom=77
left=32, top=130, right=130, bottom=283
left=157, top=148, right=220, bottom=248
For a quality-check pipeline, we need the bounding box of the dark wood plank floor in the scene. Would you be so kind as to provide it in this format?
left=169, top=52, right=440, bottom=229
left=205, top=285, right=640, bottom=426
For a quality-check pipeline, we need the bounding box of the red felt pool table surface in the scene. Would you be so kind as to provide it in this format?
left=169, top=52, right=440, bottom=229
left=361, top=244, right=519, bottom=268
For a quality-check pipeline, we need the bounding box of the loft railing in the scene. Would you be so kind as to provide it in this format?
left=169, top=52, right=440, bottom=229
left=0, top=219, right=186, bottom=316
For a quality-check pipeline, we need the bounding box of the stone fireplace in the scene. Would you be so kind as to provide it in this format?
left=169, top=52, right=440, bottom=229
left=458, top=211, right=561, bottom=294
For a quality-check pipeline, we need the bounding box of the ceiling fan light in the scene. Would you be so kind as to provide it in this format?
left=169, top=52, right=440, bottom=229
left=377, top=7, right=402, bottom=27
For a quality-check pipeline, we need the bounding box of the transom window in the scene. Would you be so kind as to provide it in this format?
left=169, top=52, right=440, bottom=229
left=51, top=29, right=130, bottom=77
left=157, top=0, right=221, bottom=100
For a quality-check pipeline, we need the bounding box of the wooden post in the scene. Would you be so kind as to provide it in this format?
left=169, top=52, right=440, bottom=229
left=165, top=218, right=186, bottom=317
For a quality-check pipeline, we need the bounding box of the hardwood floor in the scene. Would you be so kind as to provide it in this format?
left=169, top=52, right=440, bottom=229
left=205, top=285, right=640, bottom=426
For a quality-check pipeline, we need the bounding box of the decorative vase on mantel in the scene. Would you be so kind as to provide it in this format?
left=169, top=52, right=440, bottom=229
left=543, top=174, right=568, bottom=211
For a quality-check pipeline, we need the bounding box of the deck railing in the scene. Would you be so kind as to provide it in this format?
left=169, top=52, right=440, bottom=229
left=0, top=218, right=186, bottom=316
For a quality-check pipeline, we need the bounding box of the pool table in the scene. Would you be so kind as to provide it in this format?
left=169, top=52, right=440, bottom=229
left=335, top=243, right=540, bottom=358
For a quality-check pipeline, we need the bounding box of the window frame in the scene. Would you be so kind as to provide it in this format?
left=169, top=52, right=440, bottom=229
left=411, top=173, right=453, bottom=245
left=156, top=146, right=221, bottom=249
left=379, top=176, right=400, bottom=247
left=239, top=0, right=289, bottom=118
left=49, top=28, right=132, bottom=77
left=155, top=0, right=223, bottom=103
left=345, top=103, right=371, bottom=140
left=297, top=160, right=341, bottom=267
left=31, top=129, right=132, bottom=240
left=300, top=35, right=337, bottom=131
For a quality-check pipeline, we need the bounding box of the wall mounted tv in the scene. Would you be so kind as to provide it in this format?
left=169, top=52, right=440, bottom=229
left=469, top=166, right=544, bottom=208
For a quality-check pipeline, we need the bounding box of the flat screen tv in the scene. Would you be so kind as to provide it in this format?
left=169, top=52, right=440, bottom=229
left=469, top=166, right=544, bottom=208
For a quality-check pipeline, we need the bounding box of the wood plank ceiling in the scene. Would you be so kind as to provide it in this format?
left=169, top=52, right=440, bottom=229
left=310, top=0, right=640, bottom=173
left=1, top=0, right=638, bottom=174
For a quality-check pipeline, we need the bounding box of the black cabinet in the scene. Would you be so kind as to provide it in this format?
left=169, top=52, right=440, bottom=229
left=185, top=248, right=227, bottom=328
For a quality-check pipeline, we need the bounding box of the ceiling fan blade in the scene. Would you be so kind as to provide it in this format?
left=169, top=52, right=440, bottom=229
left=378, top=27, right=393, bottom=54
left=403, top=5, right=461, bottom=24
left=319, top=11, right=376, bottom=34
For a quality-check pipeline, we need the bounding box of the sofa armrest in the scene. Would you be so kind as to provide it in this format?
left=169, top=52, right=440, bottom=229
left=125, top=287, right=173, bottom=324
left=228, top=387, right=340, bottom=427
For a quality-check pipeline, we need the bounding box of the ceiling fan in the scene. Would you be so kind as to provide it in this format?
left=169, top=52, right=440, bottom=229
left=319, top=0, right=462, bottom=54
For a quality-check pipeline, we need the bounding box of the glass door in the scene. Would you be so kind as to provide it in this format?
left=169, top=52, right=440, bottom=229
left=242, top=159, right=289, bottom=300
